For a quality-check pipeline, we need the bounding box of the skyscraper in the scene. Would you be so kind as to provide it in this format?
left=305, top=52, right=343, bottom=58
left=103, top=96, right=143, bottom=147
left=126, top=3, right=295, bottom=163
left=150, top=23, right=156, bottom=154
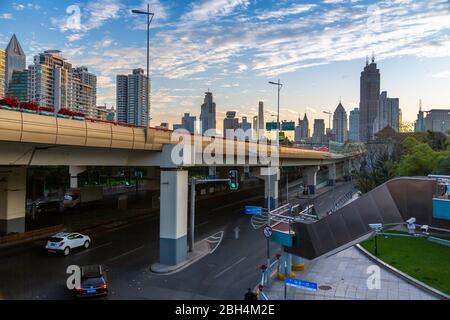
left=223, top=111, right=239, bottom=137
left=5, top=34, right=26, bottom=91
left=173, top=113, right=196, bottom=134
left=28, top=50, right=73, bottom=110
left=300, top=113, right=309, bottom=139
left=116, top=68, right=150, bottom=127
left=332, top=102, right=348, bottom=143
left=200, top=91, right=216, bottom=135
left=375, top=91, right=399, bottom=132
left=313, top=119, right=326, bottom=144
left=415, top=103, right=425, bottom=132
left=258, top=101, right=264, bottom=133
left=349, top=108, right=360, bottom=142
left=359, top=56, right=380, bottom=142
left=72, top=66, right=97, bottom=117
left=0, top=49, right=5, bottom=98
left=252, top=116, right=258, bottom=134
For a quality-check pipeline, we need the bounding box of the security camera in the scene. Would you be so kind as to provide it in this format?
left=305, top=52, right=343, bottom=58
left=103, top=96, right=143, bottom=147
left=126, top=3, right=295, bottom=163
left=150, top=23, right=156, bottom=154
left=369, top=223, right=383, bottom=231
left=406, top=217, right=416, bottom=225
left=421, top=225, right=429, bottom=233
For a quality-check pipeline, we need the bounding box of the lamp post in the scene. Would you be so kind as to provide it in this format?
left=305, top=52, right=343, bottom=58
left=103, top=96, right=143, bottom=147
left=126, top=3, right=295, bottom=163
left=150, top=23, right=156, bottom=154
left=269, top=79, right=283, bottom=135
left=132, top=5, right=154, bottom=127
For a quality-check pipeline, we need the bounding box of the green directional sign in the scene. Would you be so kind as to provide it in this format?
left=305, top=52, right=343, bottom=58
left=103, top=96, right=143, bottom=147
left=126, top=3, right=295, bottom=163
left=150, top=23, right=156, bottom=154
left=281, top=121, right=295, bottom=131
left=266, top=122, right=278, bottom=131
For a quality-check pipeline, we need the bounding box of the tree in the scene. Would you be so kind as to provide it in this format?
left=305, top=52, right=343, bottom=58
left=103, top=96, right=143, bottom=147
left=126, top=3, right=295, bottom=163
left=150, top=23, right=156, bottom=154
left=433, top=153, right=450, bottom=175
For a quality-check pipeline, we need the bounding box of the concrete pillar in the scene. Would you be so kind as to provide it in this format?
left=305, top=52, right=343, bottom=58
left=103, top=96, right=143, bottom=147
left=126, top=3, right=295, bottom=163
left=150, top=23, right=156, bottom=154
left=263, top=167, right=280, bottom=210
left=159, top=170, right=188, bottom=266
left=69, top=165, right=86, bottom=189
left=303, top=166, right=319, bottom=195
left=0, top=167, right=26, bottom=234
left=328, top=163, right=336, bottom=186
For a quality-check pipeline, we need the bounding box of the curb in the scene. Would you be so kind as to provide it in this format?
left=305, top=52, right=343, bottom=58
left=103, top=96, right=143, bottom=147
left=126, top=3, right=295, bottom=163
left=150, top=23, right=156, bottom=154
left=355, top=244, right=449, bottom=300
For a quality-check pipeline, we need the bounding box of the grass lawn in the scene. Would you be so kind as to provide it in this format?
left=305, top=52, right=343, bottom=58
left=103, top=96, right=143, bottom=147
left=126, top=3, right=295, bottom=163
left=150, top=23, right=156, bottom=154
left=361, top=232, right=450, bottom=295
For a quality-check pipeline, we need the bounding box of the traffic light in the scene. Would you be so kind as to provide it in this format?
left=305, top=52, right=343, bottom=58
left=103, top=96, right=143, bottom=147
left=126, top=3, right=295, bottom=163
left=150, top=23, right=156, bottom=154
left=92, top=171, right=100, bottom=185
left=228, top=170, right=239, bottom=191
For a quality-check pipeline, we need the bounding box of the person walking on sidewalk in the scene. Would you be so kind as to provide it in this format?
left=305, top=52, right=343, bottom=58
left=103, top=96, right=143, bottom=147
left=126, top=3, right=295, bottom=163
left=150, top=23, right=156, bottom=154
left=244, top=288, right=257, bottom=300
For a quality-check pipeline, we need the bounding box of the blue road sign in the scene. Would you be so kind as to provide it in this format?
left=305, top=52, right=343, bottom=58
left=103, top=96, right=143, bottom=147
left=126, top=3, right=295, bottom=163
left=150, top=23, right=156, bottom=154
left=285, top=278, right=318, bottom=292
left=263, top=225, right=273, bottom=238
left=245, top=206, right=263, bottom=216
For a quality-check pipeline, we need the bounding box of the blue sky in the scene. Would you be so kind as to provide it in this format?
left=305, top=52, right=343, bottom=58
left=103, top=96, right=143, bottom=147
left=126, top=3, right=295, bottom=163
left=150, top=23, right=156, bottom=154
left=1, top=0, right=449, bottom=129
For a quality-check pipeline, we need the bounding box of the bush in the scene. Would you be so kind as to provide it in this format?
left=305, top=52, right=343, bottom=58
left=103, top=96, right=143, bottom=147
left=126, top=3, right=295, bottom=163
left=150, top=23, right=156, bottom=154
left=0, top=96, right=20, bottom=108
left=19, top=101, right=39, bottom=111
left=58, top=108, right=85, bottom=118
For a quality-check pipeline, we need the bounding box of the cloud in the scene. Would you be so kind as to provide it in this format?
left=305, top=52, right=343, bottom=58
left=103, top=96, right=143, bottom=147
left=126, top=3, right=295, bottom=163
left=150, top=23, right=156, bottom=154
left=0, top=13, right=13, bottom=19
left=183, top=0, right=249, bottom=22
left=432, top=69, right=450, bottom=79
left=258, top=4, right=316, bottom=20
left=66, top=34, right=83, bottom=42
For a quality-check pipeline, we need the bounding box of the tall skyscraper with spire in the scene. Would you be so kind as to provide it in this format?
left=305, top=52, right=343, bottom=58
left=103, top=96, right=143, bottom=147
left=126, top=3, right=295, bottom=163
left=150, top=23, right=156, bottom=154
left=5, top=34, right=26, bottom=90
left=200, top=90, right=216, bottom=135
left=359, top=55, right=380, bottom=142
left=258, top=101, right=264, bottom=134
left=332, top=101, right=348, bottom=143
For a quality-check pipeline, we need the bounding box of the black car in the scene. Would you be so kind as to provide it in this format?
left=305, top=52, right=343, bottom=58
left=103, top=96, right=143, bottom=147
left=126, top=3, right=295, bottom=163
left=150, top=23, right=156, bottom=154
left=73, top=265, right=109, bottom=299
left=33, top=200, right=61, bottom=214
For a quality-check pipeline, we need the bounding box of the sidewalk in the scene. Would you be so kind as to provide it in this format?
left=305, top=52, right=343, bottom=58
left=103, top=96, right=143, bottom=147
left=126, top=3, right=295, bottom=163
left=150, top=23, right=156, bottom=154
left=263, top=246, right=436, bottom=300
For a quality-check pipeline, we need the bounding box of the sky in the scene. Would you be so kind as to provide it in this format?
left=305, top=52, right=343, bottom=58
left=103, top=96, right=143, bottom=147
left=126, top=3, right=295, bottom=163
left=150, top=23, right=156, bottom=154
left=0, top=0, right=450, bottom=130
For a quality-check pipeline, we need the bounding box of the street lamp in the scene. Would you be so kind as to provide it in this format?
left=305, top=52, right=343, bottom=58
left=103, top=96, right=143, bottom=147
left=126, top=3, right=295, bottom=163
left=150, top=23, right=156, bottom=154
left=269, top=80, right=283, bottom=133
left=132, top=5, right=154, bottom=127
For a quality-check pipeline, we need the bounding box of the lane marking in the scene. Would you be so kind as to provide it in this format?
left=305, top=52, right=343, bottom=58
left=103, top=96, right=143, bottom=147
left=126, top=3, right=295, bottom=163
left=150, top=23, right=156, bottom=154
left=108, top=245, right=145, bottom=262
left=196, top=220, right=210, bottom=228
left=74, top=242, right=113, bottom=256
left=213, top=257, right=247, bottom=279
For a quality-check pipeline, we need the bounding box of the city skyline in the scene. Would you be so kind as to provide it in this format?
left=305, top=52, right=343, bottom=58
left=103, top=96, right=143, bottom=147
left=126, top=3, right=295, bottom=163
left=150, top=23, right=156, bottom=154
left=0, top=0, right=450, bottom=128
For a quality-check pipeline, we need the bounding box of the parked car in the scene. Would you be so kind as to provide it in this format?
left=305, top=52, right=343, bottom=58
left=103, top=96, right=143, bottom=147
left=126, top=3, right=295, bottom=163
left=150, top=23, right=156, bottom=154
left=73, top=265, right=108, bottom=299
left=63, top=186, right=103, bottom=208
left=45, top=232, right=91, bottom=256
left=27, top=199, right=62, bottom=217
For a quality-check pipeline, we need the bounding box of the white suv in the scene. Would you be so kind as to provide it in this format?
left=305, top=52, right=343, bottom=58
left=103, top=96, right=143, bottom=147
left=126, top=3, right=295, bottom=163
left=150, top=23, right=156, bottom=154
left=45, top=232, right=91, bottom=256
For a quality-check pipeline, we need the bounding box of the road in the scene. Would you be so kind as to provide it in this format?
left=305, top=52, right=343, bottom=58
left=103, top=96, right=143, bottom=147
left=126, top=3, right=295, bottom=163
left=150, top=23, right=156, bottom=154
left=0, top=180, right=354, bottom=300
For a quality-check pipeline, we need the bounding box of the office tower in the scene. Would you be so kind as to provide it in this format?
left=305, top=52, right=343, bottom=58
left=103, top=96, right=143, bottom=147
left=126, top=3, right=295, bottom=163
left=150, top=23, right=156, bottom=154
left=359, top=55, right=380, bottom=142
left=420, top=109, right=450, bottom=133
left=72, top=66, right=97, bottom=117
left=301, top=113, right=309, bottom=139
left=313, top=119, right=326, bottom=143
left=5, top=34, right=26, bottom=91
left=240, top=116, right=251, bottom=131
left=173, top=113, right=196, bottom=134
left=116, top=68, right=150, bottom=127
left=28, top=50, right=72, bottom=110
left=415, top=103, right=425, bottom=132
left=375, top=91, right=399, bottom=132
left=349, top=108, right=360, bottom=141
left=332, top=101, right=348, bottom=143
left=0, top=49, right=5, bottom=97
left=200, top=90, right=216, bottom=135
left=223, top=111, right=239, bottom=137
left=6, top=70, right=28, bottom=101
left=294, top=116, right=302, bottom=143
left=238, top=116, right=252, bottom=141
left=258, top=101, right=264, bottom=133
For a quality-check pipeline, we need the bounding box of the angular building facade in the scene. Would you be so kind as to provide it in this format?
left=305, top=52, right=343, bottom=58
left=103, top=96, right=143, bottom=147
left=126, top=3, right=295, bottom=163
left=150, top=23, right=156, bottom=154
left=5, top=34, right=26, bottom=91
left=349, top=108, right=360, bottom=142
left=6, top=70, right=28, bottom=101
left=200, top=91, right=216, bottom=135
left=313, top=119, right=326, bottom=144
left=359, top=56, right=380, bottom=142
left=332, top=102, right=348, bottom=143
left=116, top=68, right=150, bottom=127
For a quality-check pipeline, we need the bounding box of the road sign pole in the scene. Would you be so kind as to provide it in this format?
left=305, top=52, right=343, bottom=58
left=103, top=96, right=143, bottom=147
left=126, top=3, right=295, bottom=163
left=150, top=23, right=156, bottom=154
left=266, top=173, right=271, bottom=287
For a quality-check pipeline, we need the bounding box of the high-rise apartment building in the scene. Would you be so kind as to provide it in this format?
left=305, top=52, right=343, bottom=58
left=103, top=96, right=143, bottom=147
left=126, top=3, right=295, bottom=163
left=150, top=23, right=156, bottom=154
left=349, top=108, right=360, bottom=142
left=359, top=56, right=380, bottom=142
left=375, top=91, right=399, bottom=132
left=200, top=91, right=216, bottom=135
left=0, top=49, right=5, bottom=98
left=28, top=50, right=72, bottom=111
left=116, top=68, right=150, bottom=127
left=72, top=66, right=97, bottom=117
left=5, top=34, right=26, bottom=91
left=173, top=113, right=196, bottom=134
left=332, top=102, right=348, bottom=143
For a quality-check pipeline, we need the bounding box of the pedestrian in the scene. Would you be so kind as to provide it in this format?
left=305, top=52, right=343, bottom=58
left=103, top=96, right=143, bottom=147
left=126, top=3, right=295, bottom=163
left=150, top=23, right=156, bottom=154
left=244, top=288, right=257, bottom=300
